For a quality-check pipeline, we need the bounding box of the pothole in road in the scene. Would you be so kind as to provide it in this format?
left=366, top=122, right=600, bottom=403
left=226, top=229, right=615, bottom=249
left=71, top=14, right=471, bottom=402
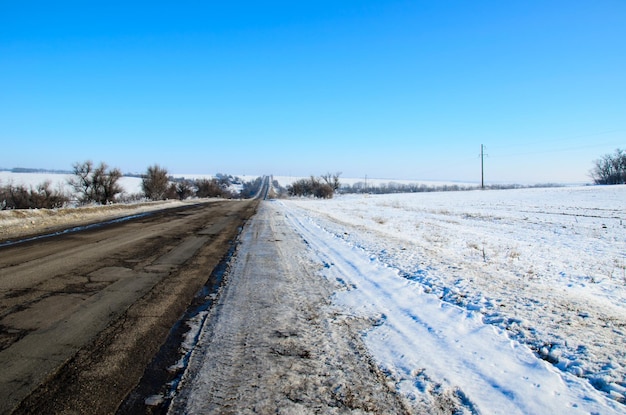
left=0, top=325, right=31, bottom=351
left=1, top=293, right=89, bottom=331
left=88, top=267, right=135, bottom=282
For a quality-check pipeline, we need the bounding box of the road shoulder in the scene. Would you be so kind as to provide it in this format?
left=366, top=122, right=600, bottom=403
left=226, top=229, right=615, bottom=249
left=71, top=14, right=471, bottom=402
left=169, top=201, right=408, bottom=414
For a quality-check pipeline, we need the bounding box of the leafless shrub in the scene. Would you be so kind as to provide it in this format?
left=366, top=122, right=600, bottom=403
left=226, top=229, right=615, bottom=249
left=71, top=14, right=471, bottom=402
left=0, top=180, right=69, bottom=209
left=68, top=160, right=123, bottom=205
left=171, top=180, right=194, bottom=200
left=195, top=178, right=232, bottom=198
left=142, top=164, right=170, bottom=201
left=321, top=171, right=342, bottom=191
left=288, top=175, right=335, bottom=199
left=116, top=193, right=145, bottom=204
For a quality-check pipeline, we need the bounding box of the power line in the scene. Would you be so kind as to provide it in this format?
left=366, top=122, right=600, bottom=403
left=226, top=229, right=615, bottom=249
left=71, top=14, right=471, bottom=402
left=488, top=129, right=624, bottom=153
left=492, top=140, right=625, bottom=159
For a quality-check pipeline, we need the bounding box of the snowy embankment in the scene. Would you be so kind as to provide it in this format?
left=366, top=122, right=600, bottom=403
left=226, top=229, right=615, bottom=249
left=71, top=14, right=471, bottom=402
left=281, top=185, right=626, bottom=413
left=0, top=172, right=227, bottom=241
left=0, top=172, right=215, bottom=242
left=0, top=199, right=209, bottom=242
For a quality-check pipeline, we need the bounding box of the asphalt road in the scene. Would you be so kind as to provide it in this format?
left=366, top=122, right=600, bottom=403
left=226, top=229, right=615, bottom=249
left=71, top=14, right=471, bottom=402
left=0, top=199, right=258, bottom=414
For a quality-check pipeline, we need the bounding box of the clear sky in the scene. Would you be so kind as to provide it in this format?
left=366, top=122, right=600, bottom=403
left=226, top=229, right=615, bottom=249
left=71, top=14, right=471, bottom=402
left=1, top=1, right=624, bottom=183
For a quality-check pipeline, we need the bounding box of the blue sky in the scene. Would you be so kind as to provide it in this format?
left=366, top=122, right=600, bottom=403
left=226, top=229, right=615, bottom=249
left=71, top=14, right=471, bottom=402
left=1, top=1, right=624, bottom=183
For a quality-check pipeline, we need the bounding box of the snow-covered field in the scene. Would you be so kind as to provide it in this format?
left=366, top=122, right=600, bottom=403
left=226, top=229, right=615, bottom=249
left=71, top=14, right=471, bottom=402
left=281, top=185, right=626, bottom=413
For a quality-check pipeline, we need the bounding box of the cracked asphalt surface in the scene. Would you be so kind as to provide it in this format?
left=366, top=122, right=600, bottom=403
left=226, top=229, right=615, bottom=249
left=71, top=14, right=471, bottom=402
left=0, top=199, right=258, bottom=414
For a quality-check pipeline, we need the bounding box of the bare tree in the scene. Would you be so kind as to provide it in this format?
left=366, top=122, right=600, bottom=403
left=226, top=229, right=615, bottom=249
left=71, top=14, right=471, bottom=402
left=97, top=163, right=123, bottom=204
left=69, top=160, right=94, bottom=201
left=321, top=172, right=342, bottom=191
left=590, top=149, right=626, bottom=185
left=69, top=160, right=123, bottom=204
left=142, top=164, right=170, bottom=200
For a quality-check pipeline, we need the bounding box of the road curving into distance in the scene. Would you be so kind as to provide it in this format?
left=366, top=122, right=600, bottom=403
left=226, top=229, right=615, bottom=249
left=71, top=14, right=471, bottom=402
left=0, top=198, right=259, bottom=414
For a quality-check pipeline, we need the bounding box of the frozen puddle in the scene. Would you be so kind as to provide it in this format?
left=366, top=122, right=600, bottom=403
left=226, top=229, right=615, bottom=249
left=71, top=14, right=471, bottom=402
left=282, top=198, right=624, bottom=415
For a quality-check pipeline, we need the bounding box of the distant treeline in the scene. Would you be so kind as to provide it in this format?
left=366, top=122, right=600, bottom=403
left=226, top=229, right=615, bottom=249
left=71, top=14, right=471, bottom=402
left=340, top=182, right=563, bottom=194
left=4, top=168, right=72, bottom=174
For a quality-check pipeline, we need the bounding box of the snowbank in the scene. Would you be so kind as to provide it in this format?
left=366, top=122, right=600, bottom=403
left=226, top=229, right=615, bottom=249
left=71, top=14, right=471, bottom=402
left=0, top=199, right=212, bottom=242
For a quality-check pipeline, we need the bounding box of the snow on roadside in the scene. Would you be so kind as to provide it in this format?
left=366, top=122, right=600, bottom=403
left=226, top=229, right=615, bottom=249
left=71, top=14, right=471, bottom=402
left=0, top=199, right=215, bottom=242
left=0, top=171, right=230, bottom=241
left=280, top=185, right=626, bottom=413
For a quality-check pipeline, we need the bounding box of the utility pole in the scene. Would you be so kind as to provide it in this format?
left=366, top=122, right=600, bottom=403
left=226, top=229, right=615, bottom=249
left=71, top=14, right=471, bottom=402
left=480, top=144, right=485, bottom=189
